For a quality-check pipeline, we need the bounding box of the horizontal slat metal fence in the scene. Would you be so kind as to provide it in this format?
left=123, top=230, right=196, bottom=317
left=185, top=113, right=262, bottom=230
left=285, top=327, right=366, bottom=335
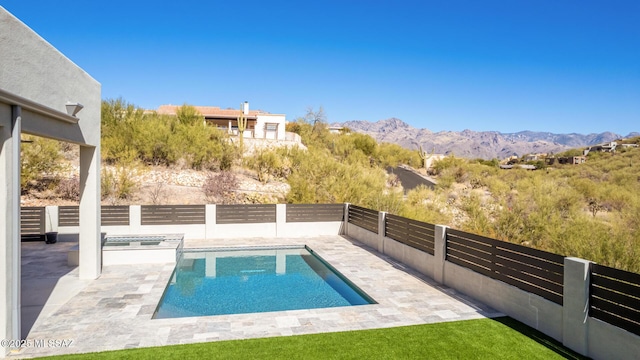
left=101, top=206, right=130, bottom=226
left=590, top=264, right=640, bottom=336
left=347, top=205, right=379, bottom=234
left=58, top=206, right=80, bottom=226
left=446, top=228, right=564, bottom=305
left=286, top=204, right=344, bottom=222
left=216, top=204, right=277, bottom=224
left=57, top=206, right=132, bottom=226
left=20, top=207, right=45, bottom=240
left=141, top=205, right=206, bottom=225
left=385, top=214, right=435, bottom=255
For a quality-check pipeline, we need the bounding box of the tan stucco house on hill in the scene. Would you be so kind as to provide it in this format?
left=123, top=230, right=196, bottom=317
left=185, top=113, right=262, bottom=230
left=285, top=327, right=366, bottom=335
left=156, top=102, right=286, bottom=141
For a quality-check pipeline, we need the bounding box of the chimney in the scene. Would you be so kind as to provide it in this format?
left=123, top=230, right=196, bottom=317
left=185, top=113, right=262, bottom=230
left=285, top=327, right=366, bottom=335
left=243, top=101, right=249, bottom=115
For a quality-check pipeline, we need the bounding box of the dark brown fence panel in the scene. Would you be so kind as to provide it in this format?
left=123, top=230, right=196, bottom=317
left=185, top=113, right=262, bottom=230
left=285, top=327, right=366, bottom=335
left=286, top=204, right=344, bottom=222
left=20, top=207, right=45, bottom=240
left=58, top=206, right=80, bottom=226
left=590, top=264, right=640, bottom=336
left=385, top=214, right=435, bottom=255
left=347, top=205, right=379, bottom=234
left=141, top=205, right=206, bottom=225
left=101, top=206, right=130, bottom=226
left=446, top=229, right=564, bottom=305
left=446, top=229, right=494, bottom=277
left=216, top=204, right=276, bottom=224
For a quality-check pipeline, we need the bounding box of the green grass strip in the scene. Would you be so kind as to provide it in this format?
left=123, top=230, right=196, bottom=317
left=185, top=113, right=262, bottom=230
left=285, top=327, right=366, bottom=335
left=38, top=317, right=587, bottom=359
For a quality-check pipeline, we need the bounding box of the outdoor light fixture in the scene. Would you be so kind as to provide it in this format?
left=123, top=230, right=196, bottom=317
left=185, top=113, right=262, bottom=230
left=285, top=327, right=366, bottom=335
left=65, top=102, right=84, bottom=117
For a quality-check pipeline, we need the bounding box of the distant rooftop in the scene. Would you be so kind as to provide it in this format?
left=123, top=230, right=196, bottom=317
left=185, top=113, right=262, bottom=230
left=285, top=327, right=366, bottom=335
left=156, top=104, right=281, bottom=119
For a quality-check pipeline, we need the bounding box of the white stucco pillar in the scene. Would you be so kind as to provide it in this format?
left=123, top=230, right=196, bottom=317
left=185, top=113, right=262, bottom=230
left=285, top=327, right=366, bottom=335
left=563, top=257, right=591, bottom=356
left=378, top=211, right=386, bottom=253
left=433, top=225, right=448, bottom=284
left=78, top=145, right=101, bottom=280
left=0, top=105, right=22, bottom=355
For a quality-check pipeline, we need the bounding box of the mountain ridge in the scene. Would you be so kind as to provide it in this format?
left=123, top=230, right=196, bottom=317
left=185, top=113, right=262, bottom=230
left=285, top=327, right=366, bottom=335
left=334, top=118, right=636, bottom=159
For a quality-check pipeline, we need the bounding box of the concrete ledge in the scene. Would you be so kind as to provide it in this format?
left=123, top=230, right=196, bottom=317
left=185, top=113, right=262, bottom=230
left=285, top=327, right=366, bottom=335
left=382, top=237, right=434, bottom=278
left=346, top=223, right=378, bottom=249
left=588, top=317, right=640, bottom=360
left=276, top=221, right=343, bottom=237
left=211, top=223, right=277, bottom=239
left=443, top=261, right=563, bottom=341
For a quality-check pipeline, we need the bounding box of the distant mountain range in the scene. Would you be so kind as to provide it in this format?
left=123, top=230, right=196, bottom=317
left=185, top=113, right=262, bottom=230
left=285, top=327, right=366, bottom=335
left=333, top=118, right=639, bottom=159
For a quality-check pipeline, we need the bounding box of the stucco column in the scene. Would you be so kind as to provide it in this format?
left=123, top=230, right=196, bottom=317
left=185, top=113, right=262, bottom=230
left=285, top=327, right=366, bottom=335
left=78, top=145, right=101, bottom=280
left=275, top=204, right=286, bottom=237
left=205, top=204, right=216, bottom=240
left=562, top=257, right=591, bottom=356
left=433, top=225, right=448, bottom=284
left=378, top=211, right=386, bottom=254
left=343, top=203, right=350, bottom=237
left=0, top=105, right=22, bottom=355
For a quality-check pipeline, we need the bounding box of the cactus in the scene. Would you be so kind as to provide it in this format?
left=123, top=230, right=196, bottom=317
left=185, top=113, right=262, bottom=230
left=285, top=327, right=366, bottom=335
left=237, top=103, right=248, bottom=152
left=418, top=145, right=434, bottom=169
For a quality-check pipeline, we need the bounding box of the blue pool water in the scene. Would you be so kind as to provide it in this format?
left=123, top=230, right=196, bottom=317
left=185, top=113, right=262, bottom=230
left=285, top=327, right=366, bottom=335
left=153, top=246, right=375, bottom=318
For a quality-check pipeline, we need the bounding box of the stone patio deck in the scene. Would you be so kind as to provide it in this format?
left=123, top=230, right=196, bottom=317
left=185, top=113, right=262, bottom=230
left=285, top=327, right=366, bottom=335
left=14, top=235, right=502, bottom=358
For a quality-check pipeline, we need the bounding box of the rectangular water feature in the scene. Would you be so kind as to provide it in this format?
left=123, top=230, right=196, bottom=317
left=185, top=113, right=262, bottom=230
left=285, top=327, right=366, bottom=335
left=153, top=246, right=376, bottom=318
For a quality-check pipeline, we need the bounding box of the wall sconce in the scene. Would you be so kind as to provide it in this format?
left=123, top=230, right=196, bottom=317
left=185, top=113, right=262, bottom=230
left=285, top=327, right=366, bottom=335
left=65, top=102, right=84, bottom=117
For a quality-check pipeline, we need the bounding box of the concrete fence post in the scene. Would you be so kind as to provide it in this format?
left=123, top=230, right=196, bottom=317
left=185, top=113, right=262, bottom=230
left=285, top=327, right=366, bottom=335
left=130, top=205, right=141, bottom=234
left=433, top=225, right=448, bottom=284
left=205, top=204, right=216, bottom=240
left=378, top=211, right=386, bottom=254
left=344, top=203, right=350, bottom=237
left=562, top=257, right=591, bottom=356
left=275, top=204, right=286, bottom=238
left=45, top=206, right=59, bottom=233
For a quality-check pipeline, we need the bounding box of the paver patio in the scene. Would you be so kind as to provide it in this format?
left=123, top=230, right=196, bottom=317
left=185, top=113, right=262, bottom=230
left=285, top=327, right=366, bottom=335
left=14, top=235, right=502, bottom=358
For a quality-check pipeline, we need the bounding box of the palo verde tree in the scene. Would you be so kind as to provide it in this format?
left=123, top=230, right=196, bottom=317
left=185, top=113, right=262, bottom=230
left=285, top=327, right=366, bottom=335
left=176, top=104, right=204, bottom=126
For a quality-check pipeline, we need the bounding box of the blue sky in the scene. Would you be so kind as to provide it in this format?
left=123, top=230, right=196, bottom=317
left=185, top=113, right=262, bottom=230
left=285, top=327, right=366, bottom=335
left=2, top=1, right=639, bottom=135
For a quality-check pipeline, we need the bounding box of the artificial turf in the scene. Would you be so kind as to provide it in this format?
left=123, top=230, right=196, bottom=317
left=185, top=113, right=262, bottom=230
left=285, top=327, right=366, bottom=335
left=38, top=317, right=587, bottom=359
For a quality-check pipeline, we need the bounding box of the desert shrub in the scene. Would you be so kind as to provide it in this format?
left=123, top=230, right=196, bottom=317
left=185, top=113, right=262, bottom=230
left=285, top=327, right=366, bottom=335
left=246, top=150, right=285, bottom=183
left=376, top=142, right=422, bottom=168
left=284, top=145, right=388, bottom=206
left=101, top=154, right=140, bottom=204
left=147, top=182, right=167, bottom=205
left=460, top=194, right=494, bottom=237
left=352, top=133, right=378, bottom=156
left=430, top=156, right=466, bottom=176
left=387, top=173, right=400, bottom=187
left=176, top=104, right=204, bottom=125
left=101, top=99, right=236, bottom=170
left=57, top=176, right=80, bottom=201
left=21, top=135, right=64, bottom=190
left=370, top=192, right=404, bottom=215
left=202, top=171, right=238, bottom=204
left=401, top=185, right=452, bottom=225
left=471, top=158, right=500, bottom=167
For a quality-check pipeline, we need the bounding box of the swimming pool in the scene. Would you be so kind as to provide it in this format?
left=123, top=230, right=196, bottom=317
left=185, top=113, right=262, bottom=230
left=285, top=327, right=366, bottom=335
left=153, top=246, right=376, bottom=318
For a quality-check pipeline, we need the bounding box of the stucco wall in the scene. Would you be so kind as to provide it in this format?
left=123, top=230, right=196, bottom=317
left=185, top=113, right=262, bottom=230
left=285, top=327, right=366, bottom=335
left=0, top=7, right=101, bottom=146
left=1, top=8, right=102, bottom=356
left=255, top=114, right=286, bottom=140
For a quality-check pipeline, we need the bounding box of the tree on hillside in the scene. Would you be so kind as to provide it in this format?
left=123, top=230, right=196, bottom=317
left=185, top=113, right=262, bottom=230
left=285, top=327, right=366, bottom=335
left=305, top=106, right=327, bottom=131
left=176, top=104, right=204, bottom=126
left=101, top=98, right=144, bottom=128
